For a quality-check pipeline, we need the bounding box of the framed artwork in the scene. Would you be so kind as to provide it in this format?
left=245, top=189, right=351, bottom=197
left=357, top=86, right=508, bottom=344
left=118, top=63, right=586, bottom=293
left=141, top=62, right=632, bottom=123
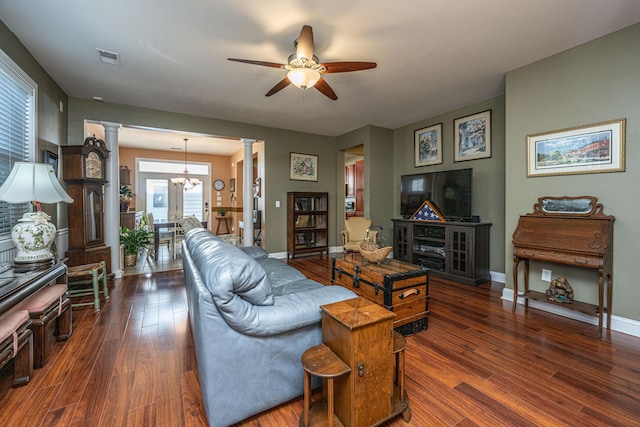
left=454, top=110, right=492, bottom=162
left=44, top=149, right=59, bottom=175
left=290, top=152, right=318, bottom=181
left=527, top=118, right=625, bottom=177
left=414, top=123, right=443, bottom=167
left=229, top=178, right=236, bottom=192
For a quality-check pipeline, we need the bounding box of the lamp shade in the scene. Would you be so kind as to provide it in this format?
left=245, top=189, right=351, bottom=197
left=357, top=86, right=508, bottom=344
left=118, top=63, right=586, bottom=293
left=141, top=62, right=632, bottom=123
left=0, top=162, right=73, bottom=204
left=287, top=68, right=320, bottom=89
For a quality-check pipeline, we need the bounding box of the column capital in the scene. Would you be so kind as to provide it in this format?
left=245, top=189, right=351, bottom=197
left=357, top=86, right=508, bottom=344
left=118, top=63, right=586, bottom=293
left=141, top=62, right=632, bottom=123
left=100, top=121, right=122, bottom=132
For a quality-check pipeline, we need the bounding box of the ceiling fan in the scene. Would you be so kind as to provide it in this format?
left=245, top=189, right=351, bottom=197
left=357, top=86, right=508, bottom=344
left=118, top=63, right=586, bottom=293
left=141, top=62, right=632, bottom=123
left=228, top=25, right=377, bottom=100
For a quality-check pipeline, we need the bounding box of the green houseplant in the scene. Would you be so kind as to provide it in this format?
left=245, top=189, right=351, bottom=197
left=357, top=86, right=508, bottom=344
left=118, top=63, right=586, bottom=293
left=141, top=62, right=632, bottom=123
left=120, top=226, right=154, bottom=266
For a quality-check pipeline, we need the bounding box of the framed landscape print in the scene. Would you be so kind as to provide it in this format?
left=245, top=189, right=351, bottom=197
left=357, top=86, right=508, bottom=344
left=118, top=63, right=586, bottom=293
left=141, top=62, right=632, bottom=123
left=454, top=110, right=491, bottom=162
left=414, top=123, right=443, bottom=167
left=527, top=118, right=626, bottom=177
left=290, top=152, right=318, bottom=181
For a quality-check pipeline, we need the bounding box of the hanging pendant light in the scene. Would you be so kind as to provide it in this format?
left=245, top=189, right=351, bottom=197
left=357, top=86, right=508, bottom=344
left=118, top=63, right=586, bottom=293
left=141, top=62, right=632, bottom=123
left=171, top=138, right=201, bottom=191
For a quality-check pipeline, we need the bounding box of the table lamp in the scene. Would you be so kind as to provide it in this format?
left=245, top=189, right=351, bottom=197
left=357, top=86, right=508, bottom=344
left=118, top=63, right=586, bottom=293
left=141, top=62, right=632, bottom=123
left=0, top=162, right=74, bottom=267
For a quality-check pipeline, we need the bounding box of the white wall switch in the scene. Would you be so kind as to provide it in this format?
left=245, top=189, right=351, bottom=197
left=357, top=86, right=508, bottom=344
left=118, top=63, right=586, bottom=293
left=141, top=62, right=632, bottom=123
left=541, top=268, right=552, bottom=282
left=275, top=200, right=280, bottom=208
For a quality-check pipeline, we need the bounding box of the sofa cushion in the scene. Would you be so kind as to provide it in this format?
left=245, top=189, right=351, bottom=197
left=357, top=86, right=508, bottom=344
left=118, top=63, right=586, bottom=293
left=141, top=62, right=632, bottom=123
left=255, top=258, right=307, bottom=286
left=271, top=278, right=324, bottom=296
left=239, top=246, right=269, bottom=259
left=186, top=229, right=273, bottom=306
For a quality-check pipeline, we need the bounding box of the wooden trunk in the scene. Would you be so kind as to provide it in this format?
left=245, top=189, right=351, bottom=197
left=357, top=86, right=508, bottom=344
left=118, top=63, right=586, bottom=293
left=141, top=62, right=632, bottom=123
left=332, top=258, right=428, bottom=335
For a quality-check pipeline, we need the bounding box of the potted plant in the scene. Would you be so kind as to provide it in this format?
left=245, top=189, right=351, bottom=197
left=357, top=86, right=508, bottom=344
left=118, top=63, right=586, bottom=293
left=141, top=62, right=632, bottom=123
left=120, top=226, right=154, bottom=266
left=120, top=186, right=134, bottom=212
left=217, top=208, right=227, bottom=217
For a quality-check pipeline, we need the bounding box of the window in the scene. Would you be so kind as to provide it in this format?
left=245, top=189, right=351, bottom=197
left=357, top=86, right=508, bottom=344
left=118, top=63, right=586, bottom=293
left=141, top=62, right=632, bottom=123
left=0, top=49, right=36, bottom=241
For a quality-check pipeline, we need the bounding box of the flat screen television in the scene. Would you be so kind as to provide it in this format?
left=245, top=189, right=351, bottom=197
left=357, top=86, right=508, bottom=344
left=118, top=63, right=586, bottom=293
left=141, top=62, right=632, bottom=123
left=400, top=168, right=472, bottom=220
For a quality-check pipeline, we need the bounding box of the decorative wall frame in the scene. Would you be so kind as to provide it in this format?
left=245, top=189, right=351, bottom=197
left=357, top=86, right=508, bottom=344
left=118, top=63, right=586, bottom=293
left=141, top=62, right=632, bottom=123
left=43, top=149, right=59, bottom=175
left=229, top=178, right=236, bottom=192
left=290, top=152, right=318, bottom=181
left=414, top=123, right=443, bottom=167
left=526, top=118, right=626, bottom=177
left=454, top=109, right=492, bottom=162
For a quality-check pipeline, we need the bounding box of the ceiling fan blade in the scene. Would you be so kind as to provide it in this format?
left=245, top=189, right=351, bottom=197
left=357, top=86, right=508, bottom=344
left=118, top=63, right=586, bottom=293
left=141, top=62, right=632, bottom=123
left=322, top=61, right=377, bottom=73
left=296, top=25, right=314, bottom=61
left=314, top=78, right=337, bottom=100
left=265, top=77, right=291, bottom=97
left=227, top=58, right=285, bottom=69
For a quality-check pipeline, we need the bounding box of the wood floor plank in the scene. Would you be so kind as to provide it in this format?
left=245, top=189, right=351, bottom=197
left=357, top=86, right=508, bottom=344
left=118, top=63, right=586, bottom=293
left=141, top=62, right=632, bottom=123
left=2, top=255, right=640, bottom=427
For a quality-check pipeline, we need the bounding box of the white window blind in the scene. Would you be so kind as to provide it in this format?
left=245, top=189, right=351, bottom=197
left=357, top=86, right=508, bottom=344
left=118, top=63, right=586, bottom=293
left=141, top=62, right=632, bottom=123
left=0, top=50, right=35, bottom=237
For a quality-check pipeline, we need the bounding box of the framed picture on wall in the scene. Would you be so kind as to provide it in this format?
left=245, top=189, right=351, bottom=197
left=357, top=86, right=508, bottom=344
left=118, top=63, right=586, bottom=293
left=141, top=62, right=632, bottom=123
left=290, top=152, right=318, bottom=181
left=454, top=110, right=492, bottom=162
left=526, top=118, right=626, bottom=177
left=414, top=123, right=443, bottom=167
left=44, top=149, right=59, bottom=175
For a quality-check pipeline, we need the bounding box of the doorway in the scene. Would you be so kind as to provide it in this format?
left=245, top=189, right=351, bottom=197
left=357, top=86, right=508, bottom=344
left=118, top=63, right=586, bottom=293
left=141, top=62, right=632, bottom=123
left=138, top=159, right=210, bottom=223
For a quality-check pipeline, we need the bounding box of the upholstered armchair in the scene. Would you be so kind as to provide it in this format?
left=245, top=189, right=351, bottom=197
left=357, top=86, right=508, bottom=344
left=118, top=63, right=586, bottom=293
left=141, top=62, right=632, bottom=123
left=341, top=217, right=378, bottom=253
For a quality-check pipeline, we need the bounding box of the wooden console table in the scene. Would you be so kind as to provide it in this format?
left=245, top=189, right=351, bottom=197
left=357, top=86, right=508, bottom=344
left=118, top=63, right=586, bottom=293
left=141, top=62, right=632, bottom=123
left=512, top=196, right=614, bottom=337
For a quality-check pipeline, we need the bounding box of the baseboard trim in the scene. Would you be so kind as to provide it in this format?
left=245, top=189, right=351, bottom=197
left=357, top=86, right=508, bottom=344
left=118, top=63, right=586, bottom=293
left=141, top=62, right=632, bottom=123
left=502, top=288, right=640, bottom=338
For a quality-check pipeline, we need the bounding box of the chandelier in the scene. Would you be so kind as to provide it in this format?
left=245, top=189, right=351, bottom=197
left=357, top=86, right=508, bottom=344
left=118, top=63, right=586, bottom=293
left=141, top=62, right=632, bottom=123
left=171, top=138, right=201, bottom=191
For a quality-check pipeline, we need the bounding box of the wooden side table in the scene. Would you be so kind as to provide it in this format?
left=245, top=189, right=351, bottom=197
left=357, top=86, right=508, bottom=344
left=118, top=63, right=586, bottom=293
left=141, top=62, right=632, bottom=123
left=300, top=344, right=351, bottom=427
left=215, top=215, right=231, bottom=235
left=321, top=297, right=410, bottom=427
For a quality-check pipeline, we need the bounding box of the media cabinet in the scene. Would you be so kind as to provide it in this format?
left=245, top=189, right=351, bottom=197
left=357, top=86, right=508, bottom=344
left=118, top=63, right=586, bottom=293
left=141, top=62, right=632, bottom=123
left=392, top=219, right=491, bottom=286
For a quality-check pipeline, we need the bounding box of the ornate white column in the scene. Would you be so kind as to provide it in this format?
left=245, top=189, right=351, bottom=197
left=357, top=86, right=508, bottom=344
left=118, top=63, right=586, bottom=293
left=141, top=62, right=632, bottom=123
left=101, top=121, right=123, bottom=278
left=242, top=139, right=255, bottom=247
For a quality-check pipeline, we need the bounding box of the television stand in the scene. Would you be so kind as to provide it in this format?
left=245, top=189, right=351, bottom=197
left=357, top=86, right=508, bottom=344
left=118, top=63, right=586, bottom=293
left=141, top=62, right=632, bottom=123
left=392, top=219, right=491, bottom=286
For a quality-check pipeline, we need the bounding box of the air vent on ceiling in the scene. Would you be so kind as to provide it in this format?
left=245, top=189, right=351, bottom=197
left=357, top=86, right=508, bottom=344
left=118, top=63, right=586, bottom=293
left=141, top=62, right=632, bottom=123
left=97, top=48, right=122, bottom=66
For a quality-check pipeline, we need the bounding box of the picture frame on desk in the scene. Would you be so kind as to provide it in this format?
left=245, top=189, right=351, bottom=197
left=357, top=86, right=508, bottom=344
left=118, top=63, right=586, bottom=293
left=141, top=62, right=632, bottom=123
left=526, top=118, right=626, bottom=177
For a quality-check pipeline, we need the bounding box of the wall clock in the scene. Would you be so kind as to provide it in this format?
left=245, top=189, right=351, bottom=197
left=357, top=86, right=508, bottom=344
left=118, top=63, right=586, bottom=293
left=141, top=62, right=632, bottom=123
left=213, top=179, right=225, bottom=191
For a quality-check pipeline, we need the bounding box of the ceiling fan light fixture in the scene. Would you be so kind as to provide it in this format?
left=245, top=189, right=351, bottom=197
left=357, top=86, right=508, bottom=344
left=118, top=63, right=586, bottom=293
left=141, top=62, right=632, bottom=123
left=287, top=68, right=320, bottom=90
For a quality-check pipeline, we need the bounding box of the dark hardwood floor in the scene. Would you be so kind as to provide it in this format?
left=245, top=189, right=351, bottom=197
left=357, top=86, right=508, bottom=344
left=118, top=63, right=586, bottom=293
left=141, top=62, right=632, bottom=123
left=1, top=255, right=640, bottom=426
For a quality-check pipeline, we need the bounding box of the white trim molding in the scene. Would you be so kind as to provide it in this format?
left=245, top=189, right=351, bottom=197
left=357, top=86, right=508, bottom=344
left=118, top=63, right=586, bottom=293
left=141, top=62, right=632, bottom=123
left=503, top=288, right=640, bottom=338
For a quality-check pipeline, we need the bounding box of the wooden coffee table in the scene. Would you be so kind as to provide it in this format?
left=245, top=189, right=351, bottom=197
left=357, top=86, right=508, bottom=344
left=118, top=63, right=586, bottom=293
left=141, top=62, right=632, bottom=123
left=331, top=257, right=429, bottom=335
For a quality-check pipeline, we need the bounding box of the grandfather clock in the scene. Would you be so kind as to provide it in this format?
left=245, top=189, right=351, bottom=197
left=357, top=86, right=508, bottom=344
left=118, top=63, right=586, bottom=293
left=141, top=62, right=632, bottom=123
left=62, top=136, right=112, bottom=273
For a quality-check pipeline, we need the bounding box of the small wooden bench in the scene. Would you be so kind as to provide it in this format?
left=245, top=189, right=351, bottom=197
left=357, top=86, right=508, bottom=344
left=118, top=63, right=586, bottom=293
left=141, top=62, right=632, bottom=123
left=14, top=284, right=71, bottom=368
left=0, top=310, right=33, bottom=387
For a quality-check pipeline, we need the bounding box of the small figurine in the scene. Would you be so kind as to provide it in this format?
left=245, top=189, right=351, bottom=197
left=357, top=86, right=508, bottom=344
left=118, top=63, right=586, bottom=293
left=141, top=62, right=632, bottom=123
left=546, top=276, right=574, bottom=303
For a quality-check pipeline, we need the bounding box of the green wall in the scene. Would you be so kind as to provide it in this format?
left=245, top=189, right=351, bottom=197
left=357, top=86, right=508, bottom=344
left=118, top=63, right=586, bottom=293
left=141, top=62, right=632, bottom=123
left=335, top=125, right=395, bottom=245
left=505, top=23, right=640, bottom=321
left=0, top=20, right=69, bottom=228
left=392, top=96, right=507, bottom=274
left=67, top=98, right=338, bottom=253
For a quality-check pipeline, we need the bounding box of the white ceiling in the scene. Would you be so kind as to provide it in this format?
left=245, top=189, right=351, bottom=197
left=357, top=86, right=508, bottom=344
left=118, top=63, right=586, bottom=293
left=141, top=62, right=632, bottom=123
left=3, top=0, right=640, bottom=153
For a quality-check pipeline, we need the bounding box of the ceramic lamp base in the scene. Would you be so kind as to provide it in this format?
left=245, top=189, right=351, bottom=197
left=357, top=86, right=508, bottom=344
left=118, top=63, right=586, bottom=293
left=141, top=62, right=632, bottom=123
left=11, top=212, right=56, bottom=263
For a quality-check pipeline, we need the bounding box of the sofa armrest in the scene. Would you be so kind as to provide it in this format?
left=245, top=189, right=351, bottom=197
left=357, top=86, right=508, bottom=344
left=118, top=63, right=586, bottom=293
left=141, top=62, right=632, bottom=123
left=341, top=230, right=348, bottom=245
left=219, top=285, right=356, bottom=337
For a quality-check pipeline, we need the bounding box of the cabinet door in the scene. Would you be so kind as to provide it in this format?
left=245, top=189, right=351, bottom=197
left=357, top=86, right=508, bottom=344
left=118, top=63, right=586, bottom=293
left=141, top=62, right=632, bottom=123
left=346, top=164, right=355, bottom=197
left=393, top=222, right=412, bottom=262
left=447, top=226, right=472, bottom=277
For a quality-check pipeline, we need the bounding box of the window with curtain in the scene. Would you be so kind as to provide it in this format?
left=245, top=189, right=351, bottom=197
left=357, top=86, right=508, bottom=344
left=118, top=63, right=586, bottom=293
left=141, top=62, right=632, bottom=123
left=0, top=49, right=36, bottom=240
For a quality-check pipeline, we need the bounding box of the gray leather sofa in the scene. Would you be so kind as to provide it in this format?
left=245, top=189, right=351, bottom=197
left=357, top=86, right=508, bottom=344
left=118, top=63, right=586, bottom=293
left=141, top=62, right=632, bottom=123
left=182, top=229, right=356, bottom=427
